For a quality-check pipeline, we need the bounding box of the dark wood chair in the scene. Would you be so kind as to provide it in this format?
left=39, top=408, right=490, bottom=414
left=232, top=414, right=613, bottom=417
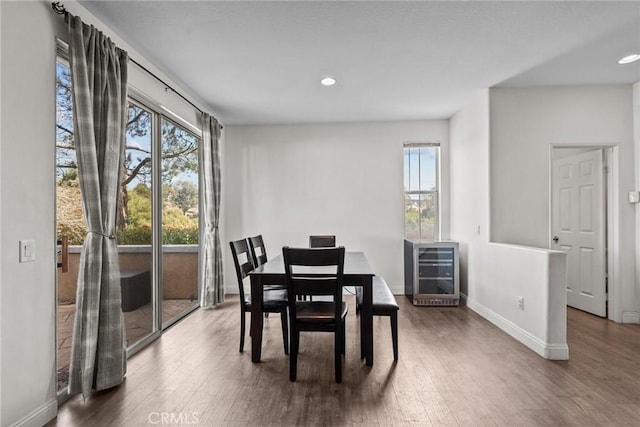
left=229, top=238, right=288, bottom=354
left=248, top=234, right=287, bottom=315
left=283, top=246, right=347, bottom=382
left=249, top=234, right=285, bottom=289
left=248, top=234, right=268, bottom=268
left=357, top=276, right=399, bottom=361
left=309, top=235, right=336, bottom=248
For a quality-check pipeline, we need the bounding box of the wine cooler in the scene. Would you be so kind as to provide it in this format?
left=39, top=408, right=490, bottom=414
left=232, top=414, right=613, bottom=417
left=404, top=240, right=459, bottom=306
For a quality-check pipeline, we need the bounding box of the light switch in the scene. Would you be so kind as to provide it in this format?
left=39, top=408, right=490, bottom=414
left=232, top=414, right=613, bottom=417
left=19, top=240, right=35, bottom=262
left=628, top=191, right=640, bottom=204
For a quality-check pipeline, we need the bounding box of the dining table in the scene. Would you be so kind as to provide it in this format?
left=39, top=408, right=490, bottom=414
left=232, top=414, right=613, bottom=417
left=249, top=251, right=376, bottom=366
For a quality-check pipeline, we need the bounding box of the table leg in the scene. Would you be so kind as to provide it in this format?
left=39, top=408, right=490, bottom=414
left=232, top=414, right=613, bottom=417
left=362, top=275, right=374, bottom=366
left=250, top=274, right=263, bottom=363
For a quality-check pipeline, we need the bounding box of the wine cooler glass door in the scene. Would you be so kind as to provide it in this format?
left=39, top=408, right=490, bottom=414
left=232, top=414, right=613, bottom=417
left=417, top=247, right=455, bottom=295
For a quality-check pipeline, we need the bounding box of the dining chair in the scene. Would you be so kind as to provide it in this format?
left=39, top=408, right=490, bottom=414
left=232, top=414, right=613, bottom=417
left=356, top=276, right=399, bottom=361
left=309, top=235, right=336, bottom=248
left=248, top=234, right=268, bottom=268
left=248, top=234, right=285, bottom=290
left=229, top=238, right=289, bottom=354
left=283, top=246, right=347, bottom=383
left=248, top=234, right=287, bottom=316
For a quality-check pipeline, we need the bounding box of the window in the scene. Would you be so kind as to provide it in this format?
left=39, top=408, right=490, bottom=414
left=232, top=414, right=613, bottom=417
left=404, top=143, right=439, bottom=241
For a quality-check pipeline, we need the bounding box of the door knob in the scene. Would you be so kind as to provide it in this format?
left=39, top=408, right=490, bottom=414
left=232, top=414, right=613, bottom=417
left=553, top=236, right=559, bottom=243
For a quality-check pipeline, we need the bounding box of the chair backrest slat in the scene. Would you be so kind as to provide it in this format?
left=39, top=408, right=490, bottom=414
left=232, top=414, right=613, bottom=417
left=294, top=281, right=338, bottom=296
left=248, top=234, right=268, bottom=268
left=230, top=238, right=253, bottom=301
left=289, top=247, right=341, bottom=266
left=283, top=246, right=345, bottom=319
left=309, top=235, right=336, bottom=248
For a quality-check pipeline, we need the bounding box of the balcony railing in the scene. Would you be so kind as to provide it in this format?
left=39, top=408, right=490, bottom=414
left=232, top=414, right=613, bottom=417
left=58, top=245, right=199, bottom=302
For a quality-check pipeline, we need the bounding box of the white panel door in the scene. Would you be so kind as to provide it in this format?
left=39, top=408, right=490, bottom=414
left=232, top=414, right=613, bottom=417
left=552, top=149, right=606, bottom=317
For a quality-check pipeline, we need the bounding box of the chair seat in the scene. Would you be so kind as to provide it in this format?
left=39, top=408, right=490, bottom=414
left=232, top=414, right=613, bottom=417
left=357, top=276, right=399, bottom=313
left=295, top=301, right=348, bottom=323
left=244, top=289, right=288, bottom=311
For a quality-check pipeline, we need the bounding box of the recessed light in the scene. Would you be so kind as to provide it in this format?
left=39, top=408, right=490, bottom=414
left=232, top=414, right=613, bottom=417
left=618, top=54, right=640, bottom=64
left=320, top=77, right=336, bottom=86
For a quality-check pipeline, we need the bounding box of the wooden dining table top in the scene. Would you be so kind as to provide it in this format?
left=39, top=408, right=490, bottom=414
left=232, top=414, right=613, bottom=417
left=250, top=251, right=375, bottom=277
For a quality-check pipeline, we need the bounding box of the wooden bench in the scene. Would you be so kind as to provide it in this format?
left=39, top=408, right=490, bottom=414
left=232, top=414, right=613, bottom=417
left=357, top=276, right=399, bottom=360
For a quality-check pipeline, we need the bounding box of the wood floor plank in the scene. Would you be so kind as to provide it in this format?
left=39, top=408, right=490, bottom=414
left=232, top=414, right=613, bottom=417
left=49, top=297, right=640, bottom=426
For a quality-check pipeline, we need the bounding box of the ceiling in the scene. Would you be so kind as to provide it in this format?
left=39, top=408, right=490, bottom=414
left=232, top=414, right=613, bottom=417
left=79, top=1, right=640, bottom=125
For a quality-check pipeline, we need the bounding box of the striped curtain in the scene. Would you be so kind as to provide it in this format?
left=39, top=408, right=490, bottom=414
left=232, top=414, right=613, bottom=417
left=200, top=113, right=224, bottom=307
left=66, top=14, right=128, bottom=399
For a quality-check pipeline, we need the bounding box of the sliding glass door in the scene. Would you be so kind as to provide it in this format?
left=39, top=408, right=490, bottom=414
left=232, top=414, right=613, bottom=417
left=118, top=99, right=202, bottom=344
left=119, top=101, right=155, bottom=349
left=56, top=52, right=201, bottom=395
left=160, top=118, right=200, bottom=327
left=55, top=58, right=81, bottom=392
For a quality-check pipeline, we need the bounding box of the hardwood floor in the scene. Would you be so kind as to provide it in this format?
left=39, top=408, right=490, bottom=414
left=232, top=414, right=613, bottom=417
left=49, top=296, right=640, bottom=426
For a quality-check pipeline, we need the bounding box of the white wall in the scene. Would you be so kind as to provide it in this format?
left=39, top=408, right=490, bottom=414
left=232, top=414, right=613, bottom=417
left=223, top=121, right=449, bottom=294
left=450, top=84, right=638, bottom=361
left=490, top=85, right=634, bottom=248
left=1, top=2, right=59, bottom=425
left=450, top=90, right=569, bottom=360
left=634, top=82, right=640, bottom=323
left=449, top=92, right=490, bottom=298
left=0, top=1, right=211, bottom=425
left=0, top=2, right=4, bottom=423
left=489, top=86, right=636, bottom=322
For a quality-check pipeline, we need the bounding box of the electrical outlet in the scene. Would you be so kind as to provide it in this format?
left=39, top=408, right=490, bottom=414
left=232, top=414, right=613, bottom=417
left=517, top=296, right=524, bottom=310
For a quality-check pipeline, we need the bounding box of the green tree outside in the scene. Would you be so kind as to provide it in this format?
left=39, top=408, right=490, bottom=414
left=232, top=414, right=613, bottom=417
left=56, top=61, right=200, bottom=246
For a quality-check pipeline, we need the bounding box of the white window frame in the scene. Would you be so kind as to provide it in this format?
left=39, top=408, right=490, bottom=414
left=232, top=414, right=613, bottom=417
left=403, top=142, right=440, bottom=241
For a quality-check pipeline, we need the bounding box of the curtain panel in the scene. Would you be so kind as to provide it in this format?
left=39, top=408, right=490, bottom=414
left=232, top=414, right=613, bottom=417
left=66, top=14, right=129, bottom=399
left=200, top=113, right=224, bottom=307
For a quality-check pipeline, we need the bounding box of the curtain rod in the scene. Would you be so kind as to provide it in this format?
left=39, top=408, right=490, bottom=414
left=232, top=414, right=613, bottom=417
left=51, top=2, right=222, bottom=129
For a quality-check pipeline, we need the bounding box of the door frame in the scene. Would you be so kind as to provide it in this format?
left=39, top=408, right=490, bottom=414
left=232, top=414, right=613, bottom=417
left=549, top=143, right=619, bottom=321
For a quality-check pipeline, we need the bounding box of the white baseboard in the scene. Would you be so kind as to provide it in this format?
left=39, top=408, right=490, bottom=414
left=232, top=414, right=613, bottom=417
left=11, top=398, right=57, bottom=427
left=466, top=296, right=569, bottom=361
left=621, top=311, right=640, bottom=324
left=388, top=284, right=403, bottom=295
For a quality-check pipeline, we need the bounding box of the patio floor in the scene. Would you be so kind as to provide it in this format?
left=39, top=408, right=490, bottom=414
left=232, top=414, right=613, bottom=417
left=57, top=299, right=198, bottom=390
